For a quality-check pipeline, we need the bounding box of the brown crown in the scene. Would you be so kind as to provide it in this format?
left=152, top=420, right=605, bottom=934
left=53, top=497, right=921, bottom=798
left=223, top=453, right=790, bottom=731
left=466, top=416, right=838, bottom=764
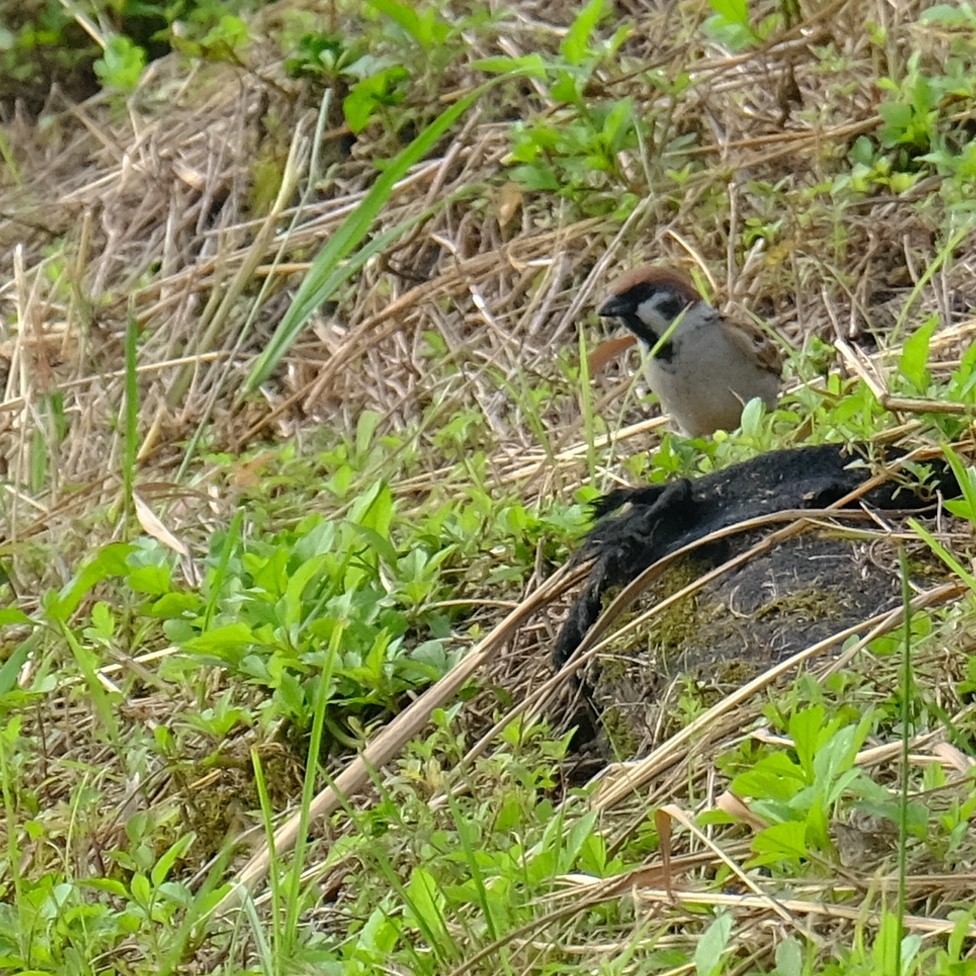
left=606, top=265, right=703, bottom=303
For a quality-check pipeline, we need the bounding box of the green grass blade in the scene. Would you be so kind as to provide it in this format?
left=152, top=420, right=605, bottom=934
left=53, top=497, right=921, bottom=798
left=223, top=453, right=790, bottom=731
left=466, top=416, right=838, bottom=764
left=244, top=84, right=488, bottom=393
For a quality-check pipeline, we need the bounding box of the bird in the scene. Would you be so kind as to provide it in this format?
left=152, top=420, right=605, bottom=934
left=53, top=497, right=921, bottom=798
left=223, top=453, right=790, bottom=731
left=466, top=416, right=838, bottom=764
left=596, top=265, right=783, bottom=437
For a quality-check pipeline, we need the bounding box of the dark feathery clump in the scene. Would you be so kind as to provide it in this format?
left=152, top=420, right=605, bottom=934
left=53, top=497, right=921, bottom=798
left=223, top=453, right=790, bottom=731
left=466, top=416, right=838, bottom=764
left=554, top=444, right=958, bottom=669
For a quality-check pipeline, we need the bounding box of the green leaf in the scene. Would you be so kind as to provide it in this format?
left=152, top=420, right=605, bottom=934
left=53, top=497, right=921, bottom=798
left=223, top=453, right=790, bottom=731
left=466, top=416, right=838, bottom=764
left=199, top=15, right=249, bottom=58
left=93, top=36, right=146, bottom=93
left=694, top=911, right=733, bottom=976
left=702, top=0, right=762, bottom=49
left=774, top=937, right=804, bottom=976
left=939, top=446, right=976, bottom=525
left=550, top=68, right=583, bottom=104
left=151, top=834, right=196, bottom=887
left=709, top=0, right=749, bottom=22
left=404, top=867, right=451, bottom=955
left=127, top=563, right=174, bottom=596
left=703, top=15, right=759, bottom=49
left=561, top=0, right=609, bottom=64
left=879, top=101, right=914, bottom=146
left=921, top=3, right=976, bottom=25
left=129, top=872, right=152, bottom=908
left=349, top=482, right=394, bottom=539
left=182, top=623, right=256, bottom=662
left=898, top=315, right=937, bottom=391
left=0, top=637, right=35, bottom=697
left=473, top=54, right=548, bottom=78
left=871, top=911, right=915, bottom=973
left=358, top=906, right=400, bottom=955
left=787, top=704, right=826, bottom=776
left=350, top=524, right=399, bottom=568
left=0, top=608, right=32, bottom=627
left=367, top=0, right=450, bottom=48
left=46, top=543, right=134, bottom=622
left=281, top=554, right=332, bottom=628
left=739, top=395, right=766, bottom=436
left=275, top=670, right=308, bottom=715
left=912, top=516, right=976, bottom=593
left=751, top=820, right=809, bottom=864
left=343, top=66, right=410, bottom=132
left=600, top=98, right=634, bottom=149
left=86, top=602, right=116, bottom=641
left=355, top=410, right=383, bottom=456
left=563, top=811, right=599, bottom=871
left=731, top=752, right=804, bottom=801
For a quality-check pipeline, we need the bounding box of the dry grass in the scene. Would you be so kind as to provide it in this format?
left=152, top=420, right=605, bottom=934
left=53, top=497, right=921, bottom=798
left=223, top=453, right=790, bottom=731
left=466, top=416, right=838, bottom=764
left=3, top=0, right=973, bottom=523
left=2, top=0, right=976, bottom=970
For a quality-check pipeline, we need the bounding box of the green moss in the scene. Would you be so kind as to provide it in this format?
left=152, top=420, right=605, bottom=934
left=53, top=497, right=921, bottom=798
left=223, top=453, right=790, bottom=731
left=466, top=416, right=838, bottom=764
left=585, top=528, right=954, bottom=759
left=595, top=559, right=709, bottom=675
left=598, top=704, right=643, bottom=759
left=753, top=585, right=844, bottom=624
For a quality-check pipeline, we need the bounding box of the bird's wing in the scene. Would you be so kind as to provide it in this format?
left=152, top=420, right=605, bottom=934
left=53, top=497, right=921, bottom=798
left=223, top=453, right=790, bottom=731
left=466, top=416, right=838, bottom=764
left=718, top=315, right=784, bottom=375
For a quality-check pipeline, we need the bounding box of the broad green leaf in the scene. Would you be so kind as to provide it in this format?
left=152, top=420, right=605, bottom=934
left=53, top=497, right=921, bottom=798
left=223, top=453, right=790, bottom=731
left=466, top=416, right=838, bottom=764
left=404, top=867, right=451, bottom=955
left=182, top=622, right=256, bottom=661
left=709, top=0, right=749, bottom=21
left=694, top=912, right=733, bottom=976
left=473, top=54, right=548, bottom=77
left=751, top=819, right=809, bottom=864
left=0, top=608, right=32, bottom=627
left=151, top=834, right=196, bottom=887
left=46, top=543, right=134, bottom=622
left=898, top=315, right=937, bottom=391
left=94, top=36, right=146, bottom=92
left=281, top=554, right=332, bottom=628
left=343, top=66, right=410, bottom=132
left=731, top=752, right=804, bottom=801
left=350, top=524, right=399, bottom=568
left=367, top=0, right=450, bottom=48
left=921, top=3, right=976, bottom=24
left=349, top=482, right=394, bottom=539
left=562, top=0, right=609, bottom=64
left=774, top=937, right=803, bottom=976
left=563, top=811, right=599, bottom=871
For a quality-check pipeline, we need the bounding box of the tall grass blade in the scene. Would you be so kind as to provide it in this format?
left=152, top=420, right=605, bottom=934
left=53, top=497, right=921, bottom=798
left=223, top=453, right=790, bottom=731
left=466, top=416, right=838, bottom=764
left=244, top=84, right=489, bottom=393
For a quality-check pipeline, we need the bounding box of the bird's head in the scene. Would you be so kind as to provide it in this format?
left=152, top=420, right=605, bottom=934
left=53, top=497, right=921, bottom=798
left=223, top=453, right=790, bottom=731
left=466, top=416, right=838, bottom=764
left=598, top=266, right=704, bottom=347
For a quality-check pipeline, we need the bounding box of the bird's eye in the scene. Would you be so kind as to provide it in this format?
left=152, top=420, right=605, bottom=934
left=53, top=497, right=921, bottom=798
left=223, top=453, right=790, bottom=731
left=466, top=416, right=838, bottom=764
left=655, top=295, right=686, bottom=320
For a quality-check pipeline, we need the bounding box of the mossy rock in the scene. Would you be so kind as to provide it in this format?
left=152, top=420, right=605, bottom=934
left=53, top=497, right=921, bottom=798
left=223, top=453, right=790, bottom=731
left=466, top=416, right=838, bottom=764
left=554, top=444, right=959, bottom=759
left=583, top=529, right=945, bottom=758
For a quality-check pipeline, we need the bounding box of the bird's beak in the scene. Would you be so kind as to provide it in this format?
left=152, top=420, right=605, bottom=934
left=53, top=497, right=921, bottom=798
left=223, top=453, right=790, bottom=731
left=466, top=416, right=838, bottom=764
left=598, top=295, right=630, bottom=317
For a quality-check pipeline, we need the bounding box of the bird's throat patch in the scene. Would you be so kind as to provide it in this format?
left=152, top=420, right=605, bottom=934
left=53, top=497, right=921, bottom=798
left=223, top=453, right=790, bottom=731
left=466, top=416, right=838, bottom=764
left=625, top=313, right=675, bottom=362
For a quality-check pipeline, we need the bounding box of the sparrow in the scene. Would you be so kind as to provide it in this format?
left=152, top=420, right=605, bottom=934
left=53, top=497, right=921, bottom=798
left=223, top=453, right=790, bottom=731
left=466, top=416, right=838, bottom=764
left=597, top=266, right=782, bottom=437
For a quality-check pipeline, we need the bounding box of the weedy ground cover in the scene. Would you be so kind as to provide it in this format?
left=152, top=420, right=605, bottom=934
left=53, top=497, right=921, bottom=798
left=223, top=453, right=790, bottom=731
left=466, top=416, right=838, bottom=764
left=2, top=0, right=976, bottom=972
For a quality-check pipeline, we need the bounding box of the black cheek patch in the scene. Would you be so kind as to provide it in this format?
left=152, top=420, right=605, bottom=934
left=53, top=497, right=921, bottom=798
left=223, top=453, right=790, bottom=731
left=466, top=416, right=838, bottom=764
left=657, top=296, right=686, bottom=321
left=623, top=313, right=675, bottom=362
